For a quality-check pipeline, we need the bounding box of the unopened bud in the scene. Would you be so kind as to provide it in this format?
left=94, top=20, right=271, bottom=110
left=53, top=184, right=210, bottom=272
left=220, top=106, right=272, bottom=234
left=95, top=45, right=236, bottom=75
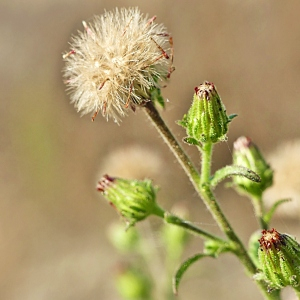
left=107, top=222, right=140, bottom=253
left=258, top=228, right=300, bottom=291
left=97, top=175, right=158, bottom=227
left=178, top=81, right=236, bottom=144
left=233, top=136, right=273, bottom=198
left=116, top=265, right=152, bottom=300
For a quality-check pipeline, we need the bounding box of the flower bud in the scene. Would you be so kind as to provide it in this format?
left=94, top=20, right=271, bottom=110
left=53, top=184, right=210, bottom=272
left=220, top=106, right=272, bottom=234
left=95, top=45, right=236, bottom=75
left=107, top=222, right=140, bottom=253
left=178, top=81, right=235, bottom=144
left=258, top=228, right=300, bottom=291
left=97, top=175, right=158, bottom=226
left=233, top=136, right=273, bottom=198
left=115, top=265, right=152, bottom=300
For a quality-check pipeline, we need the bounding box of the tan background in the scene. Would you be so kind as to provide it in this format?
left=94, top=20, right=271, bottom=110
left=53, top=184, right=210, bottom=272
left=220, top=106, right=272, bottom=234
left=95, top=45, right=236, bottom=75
left=1, top=0, right=300, bottom=299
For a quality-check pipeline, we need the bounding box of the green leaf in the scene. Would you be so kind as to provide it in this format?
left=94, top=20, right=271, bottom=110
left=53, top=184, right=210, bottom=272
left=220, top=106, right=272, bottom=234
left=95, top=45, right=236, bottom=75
left=182, top=137, right=201, bottom=147
left=173, top=253, right=212, bottom=295
left=210, top=165, right=261, bottom=189
left=228, top=114, right=238, bottom=122
left=150, top=88, right=165, bottom=108
left=263, top=198, right=291, bottom=225
left=177, top=114, right=188, bottom=128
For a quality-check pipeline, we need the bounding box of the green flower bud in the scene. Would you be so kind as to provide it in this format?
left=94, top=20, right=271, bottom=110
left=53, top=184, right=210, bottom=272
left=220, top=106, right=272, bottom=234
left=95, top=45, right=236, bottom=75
left=97, top=175, right=159, bottom=227
left=258, top=228, right=300, bottom=291
left=116, top=265, right=152, bottom=300
left=107, top=222, right=141, bottom=253
left=178, top=81, right=236, bottom=144
left=233, top=136, right=273, bottom=198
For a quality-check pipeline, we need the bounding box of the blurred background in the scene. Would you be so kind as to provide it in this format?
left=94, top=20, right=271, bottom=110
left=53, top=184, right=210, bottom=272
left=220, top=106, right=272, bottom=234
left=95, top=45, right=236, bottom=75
left=1, top=0, right=300, bottom=299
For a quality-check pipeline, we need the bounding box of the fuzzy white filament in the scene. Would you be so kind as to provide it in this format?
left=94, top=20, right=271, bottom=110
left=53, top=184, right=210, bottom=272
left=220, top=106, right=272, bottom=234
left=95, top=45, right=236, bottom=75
left=63, top=7, right=172, bottom=123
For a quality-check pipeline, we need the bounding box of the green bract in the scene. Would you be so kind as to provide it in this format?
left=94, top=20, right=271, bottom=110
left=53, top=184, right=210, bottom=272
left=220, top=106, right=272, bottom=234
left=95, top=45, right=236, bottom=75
left=233, top=136, right=273, bottom=198
left=258, top=228, right=300, bottom=291
left=97, top=175, right=158, bottom=227
left=178, top=81, right=236, bottom=144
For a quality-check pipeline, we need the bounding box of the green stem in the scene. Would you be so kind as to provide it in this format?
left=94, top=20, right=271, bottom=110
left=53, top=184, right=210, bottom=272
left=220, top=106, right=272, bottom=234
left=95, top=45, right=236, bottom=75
left=251, top=195, right=268, bottom=230
left=143, top=101, right=280, bottom=300
left=200, top=143, right=280, bottom=299
left=152, top=204, right=224, bottom=242
left=200, top=142, right=256, bottom=270
left=164, top=213, right=226, bottom=243
left=143, top=101, right=200, bottom=186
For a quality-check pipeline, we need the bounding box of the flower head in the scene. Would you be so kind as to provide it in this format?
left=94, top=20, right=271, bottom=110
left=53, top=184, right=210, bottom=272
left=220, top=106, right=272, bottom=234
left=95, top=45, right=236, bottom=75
left=63, top=7, right=173, bottom=123
left=178, top=81, right=236, bottom=145
left=97, top=174, right=159, bottom=227
left=232, top=136, right=273, bottom=198
left=257, top=228, right=300, bottom=292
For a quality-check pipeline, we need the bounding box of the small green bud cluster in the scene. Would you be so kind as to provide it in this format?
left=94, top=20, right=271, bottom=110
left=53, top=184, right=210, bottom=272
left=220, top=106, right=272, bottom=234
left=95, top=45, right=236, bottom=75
left=178, top=81, right=235, bottom=145
left=233, top=136, right=273, bottom=198
left=97, top=175, right=158, bottom=226
left=258, top=228, right=300, bottom=291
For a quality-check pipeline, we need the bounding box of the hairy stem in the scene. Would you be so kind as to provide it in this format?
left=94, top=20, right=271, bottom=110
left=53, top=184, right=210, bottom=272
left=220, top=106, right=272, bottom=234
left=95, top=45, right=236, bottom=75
left=251, top=195, right=268, bottom=230
left=164, top=213, right=226, bottom=243
left=143, top=101, right=200, bottom=186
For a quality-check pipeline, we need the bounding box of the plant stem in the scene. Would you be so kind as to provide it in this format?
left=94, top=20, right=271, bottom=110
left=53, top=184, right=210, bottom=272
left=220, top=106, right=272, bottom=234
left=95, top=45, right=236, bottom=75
left=152, top=204, right=224, bottom=242
left=143, top=101, right=281, bottom=299
left=164, top=212, right=227, bottom=243
left=143, top=101, right=200, bottom=186
left=251, top=195, right=268, bottom=230
left=200, top=142, right=255, bottom=269
left=200, top=143, right=281, bottom=299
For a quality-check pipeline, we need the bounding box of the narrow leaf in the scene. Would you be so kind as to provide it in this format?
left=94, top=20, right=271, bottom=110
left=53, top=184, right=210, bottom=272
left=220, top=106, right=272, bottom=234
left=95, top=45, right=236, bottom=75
left=210, top=165, right=261, bottom=189
left=228, top=113, right=238, bottom=121
left=177, top=114, right=188, bottom=128
left=173, top=253, right=211, bottom=295
left=182, top=137, right=201, bottom=147
left=263, top=198, right=291, bottom=225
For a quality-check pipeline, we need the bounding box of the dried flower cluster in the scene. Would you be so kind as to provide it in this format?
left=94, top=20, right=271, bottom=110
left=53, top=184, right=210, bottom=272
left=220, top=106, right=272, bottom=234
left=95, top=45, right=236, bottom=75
left=63, top=7, right=173, bottom=123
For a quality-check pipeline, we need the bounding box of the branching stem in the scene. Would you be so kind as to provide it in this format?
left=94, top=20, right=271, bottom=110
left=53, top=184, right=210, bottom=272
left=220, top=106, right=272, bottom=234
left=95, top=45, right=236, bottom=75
left=143, top=101, right=281, bottom=300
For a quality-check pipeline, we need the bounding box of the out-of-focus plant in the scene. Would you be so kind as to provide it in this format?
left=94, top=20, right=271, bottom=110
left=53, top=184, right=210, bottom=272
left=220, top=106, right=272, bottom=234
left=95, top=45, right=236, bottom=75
left=63, top=7, right=298, bottom=300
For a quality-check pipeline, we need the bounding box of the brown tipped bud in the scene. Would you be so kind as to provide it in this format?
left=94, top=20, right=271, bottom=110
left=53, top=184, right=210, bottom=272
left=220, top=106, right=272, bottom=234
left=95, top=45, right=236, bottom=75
left=178, top=81, right=236, bottom=145
left=97, top=175, right=158, bottom=227
left=233, top=136, right=273, bottom=198
left=258, top=228, right=300, bottom=291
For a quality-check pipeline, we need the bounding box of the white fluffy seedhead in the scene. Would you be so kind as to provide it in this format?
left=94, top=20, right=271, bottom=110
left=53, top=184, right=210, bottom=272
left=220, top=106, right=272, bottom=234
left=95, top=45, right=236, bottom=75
left=63, top=7, right=173, bottom=123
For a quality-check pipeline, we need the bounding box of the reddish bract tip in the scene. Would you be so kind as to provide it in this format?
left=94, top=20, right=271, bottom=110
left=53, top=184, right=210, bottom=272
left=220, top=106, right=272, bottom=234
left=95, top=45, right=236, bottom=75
left=97, top=174, right=115, bottom=192
left=194, top=81, right=216, bottom=100
left=233, top=136, right=252, bottom=151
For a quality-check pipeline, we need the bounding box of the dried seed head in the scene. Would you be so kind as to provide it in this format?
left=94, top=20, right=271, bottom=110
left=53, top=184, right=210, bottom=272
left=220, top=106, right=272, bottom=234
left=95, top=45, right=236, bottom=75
left=63, top=7, right=173, bottom=123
